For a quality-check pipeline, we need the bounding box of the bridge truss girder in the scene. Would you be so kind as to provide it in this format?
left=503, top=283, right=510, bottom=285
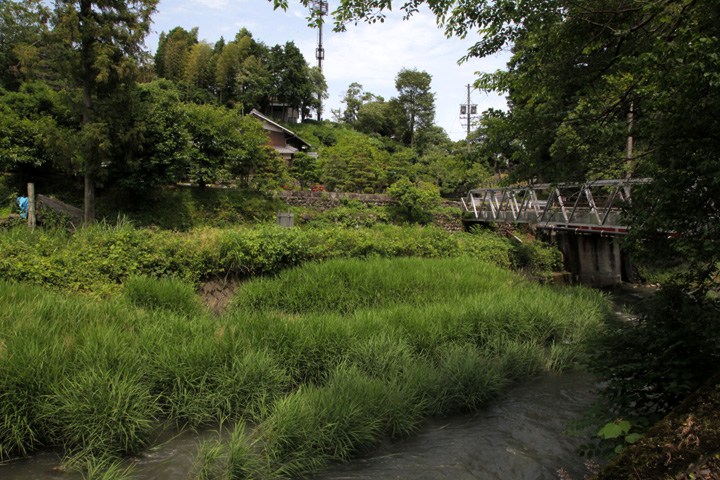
left=461, top=179, right=652, bottom=235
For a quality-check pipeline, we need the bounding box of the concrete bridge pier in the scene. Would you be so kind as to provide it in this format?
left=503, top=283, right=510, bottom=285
left=550, top=231, right=628, bottom=288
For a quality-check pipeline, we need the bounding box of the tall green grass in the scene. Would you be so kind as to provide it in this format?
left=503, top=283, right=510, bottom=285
left=0, top=257, right=609, bottom=478
left=232, top=257, right=517, bottom=315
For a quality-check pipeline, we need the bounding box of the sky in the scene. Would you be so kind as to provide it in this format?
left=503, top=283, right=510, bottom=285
left=146, top=0, right=511, bottom=142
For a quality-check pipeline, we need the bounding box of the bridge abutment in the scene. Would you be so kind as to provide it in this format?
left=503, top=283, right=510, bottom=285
left=551, top=231, right=625, bottom=288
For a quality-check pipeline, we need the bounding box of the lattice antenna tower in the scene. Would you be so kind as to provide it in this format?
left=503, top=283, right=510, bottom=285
left=310, top=0, right=328, bottom=120
left=311, top=0, right=329, bottom=71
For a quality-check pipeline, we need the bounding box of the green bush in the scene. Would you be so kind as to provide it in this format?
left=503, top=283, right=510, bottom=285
left=387, top=178, right=441, bottom=223
left=511, top=240, right=564, bottom=276
left=96, top=186, right=286, bottom=230
left=0, top=222, right=552, bottom=294
left=580, top=283, right=720, bottom=458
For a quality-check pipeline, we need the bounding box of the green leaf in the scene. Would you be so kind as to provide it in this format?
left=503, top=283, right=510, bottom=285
left=625, top=433, right=642, bottom=444
left=597, top=421, right=625, bottom=439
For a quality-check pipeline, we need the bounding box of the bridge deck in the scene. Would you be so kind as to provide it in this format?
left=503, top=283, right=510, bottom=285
left=461, top=179, right=651, bottom=235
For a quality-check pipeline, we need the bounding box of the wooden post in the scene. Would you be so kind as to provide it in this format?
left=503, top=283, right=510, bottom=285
left=27, top=183, right=36, bottom=232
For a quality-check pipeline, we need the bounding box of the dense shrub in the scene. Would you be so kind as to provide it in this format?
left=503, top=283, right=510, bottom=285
left=579, top=283, right=720, bottom=458
left=0, top=223, right=560, bottom=294
left=96, top=187, right=286, bottom=230
left=511, top=240, right=564, bottom=276
left=386, top=178, right=442, bottom=223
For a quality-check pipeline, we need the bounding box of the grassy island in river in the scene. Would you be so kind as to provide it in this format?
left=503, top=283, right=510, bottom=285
left=0, top=256, right=609, bottom=478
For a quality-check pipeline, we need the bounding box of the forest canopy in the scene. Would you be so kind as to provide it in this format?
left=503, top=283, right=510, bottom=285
left=274, top=0, right=720, bottom=286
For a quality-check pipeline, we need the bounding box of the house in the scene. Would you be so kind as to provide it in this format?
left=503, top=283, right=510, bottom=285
left=249, top=109, right=312, bottom=166
left=265, top=98, right=300, bottom=124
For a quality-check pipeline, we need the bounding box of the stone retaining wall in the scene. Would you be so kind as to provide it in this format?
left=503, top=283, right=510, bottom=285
left=275, top=190, right=396, bottom=208
left=274, top=190, right=464, bottom=231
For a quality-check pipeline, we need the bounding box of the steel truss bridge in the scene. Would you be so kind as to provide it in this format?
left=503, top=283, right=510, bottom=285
left=461, top=178, right=652, bottom=235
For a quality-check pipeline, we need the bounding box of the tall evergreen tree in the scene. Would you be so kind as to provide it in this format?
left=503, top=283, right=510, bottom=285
left=0, top=0, right=50, bottom=90
left=394, top=68, right=435, bottom=149
left=214, top=38, right=248, bottom=104
left=268, top=41, right=315, bottom=120
left=184, top=41, right=213, bottom=93
left=53, top=0, right=158, bottom=223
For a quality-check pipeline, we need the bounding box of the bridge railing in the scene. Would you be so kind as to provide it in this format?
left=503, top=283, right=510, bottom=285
left=461, top=178, right=651, bottom=234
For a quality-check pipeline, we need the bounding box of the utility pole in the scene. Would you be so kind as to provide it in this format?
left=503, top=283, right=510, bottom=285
left=466, top=84, right=471, bottom=153
left=460, top=84, right=478, bottom=153
left=311, top=0, right=328, bottom=121
left=626, top=102, right=634, bottom=172
left=625, top=102, right=634, bottom=198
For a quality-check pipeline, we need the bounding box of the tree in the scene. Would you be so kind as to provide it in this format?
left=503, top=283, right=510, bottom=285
left=317, top=136, right=389, bottom=193
left=355, top=99, right=396, bottom=137
left=341, top=82, right=363, bottom=124
left=53, top=0, right=158, bottom=223
left=414, top=125, right=450, bottom=157
left=268, top=41, right=314, bottom=120
left=183, top=103, right=239, bottom=187
left=304, top=65, right=328, bottom=120
left=184, top=41, right=214, bottom=94
left=0, top=81, right=76, bottom=177
left=289, top=151, right=318, bottom=188
left=251, top=147, right=290, bottom=192
left=387, top=177, right=441, bottom=223
left=232, top=115, right=274, bottom=184
left=107, top=80, right=191, bottom=191
left=470, top=109, right=521, bottom=176
left=340, top=82, right=380, bottom=124
left=385, top=148, right=416, bottom=185
left=215, top=39, right=248, bottom=105
left=0, top=0, right=51, bottom=90
left=154, top=26, right=197, bottom=81
left=393, top=68, right=435, bottom=149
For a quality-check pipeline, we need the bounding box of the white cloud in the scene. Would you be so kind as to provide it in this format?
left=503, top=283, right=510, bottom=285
left=190, top=0, right=230, bottom=10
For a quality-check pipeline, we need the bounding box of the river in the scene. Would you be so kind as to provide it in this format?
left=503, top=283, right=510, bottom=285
left=314, top=370, right=599, bottom=480
left=1, top=369, right=599, bottom=480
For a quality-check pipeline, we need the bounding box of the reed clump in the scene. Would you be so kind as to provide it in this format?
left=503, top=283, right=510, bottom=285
left=0, top=257, right=609, bottom=478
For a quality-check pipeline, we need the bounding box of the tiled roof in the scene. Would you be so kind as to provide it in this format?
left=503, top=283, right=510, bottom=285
left=274, top=145, right=299, bottom=154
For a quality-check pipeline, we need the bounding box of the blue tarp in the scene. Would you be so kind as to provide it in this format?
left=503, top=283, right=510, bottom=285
left=17, top=196, right=28, bottom=218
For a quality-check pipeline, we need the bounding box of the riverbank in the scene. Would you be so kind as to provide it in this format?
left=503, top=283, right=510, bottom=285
left=595, top=372, right=720, bottom=479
